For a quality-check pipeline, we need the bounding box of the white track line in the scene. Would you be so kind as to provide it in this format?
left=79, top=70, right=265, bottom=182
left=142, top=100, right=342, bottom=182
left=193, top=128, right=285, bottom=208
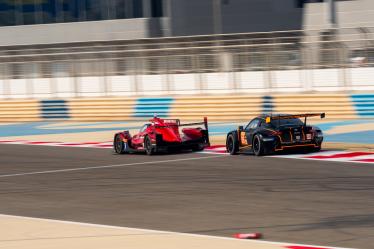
left=0, top=214, right=353, bottom=249
left=0, top=155, right=226, bottom=179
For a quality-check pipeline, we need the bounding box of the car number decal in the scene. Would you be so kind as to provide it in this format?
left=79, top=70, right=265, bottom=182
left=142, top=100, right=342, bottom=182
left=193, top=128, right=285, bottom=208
left=240, top=132, right=248, bottom=145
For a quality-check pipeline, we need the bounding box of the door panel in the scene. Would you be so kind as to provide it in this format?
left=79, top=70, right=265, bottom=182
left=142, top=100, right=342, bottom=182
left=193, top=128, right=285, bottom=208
left=245, top=119, right=260, bottom=146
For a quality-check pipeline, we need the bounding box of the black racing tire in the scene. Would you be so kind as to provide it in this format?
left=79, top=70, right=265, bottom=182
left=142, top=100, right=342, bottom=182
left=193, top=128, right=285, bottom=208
left=144, top=136, right=154, bottom=155
left=312, top=146, right=321, bottom=153
left=192, top=143, right=205, bottom=152
left=114, top=135, right=127, bottom=154
left=226, top=133, right=238, bottom=155
left=252, top=134, right=264, bottom=156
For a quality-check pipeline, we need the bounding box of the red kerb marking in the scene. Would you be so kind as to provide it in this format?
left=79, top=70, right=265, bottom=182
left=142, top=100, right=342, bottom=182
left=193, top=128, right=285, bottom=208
left=206, top=145, right=226, bottom=149
left=25, top=141, right=57, bottom=144
left=285, top=246, right=333, bottom=249
left=306, top=152, right=373, bottom=159
left=95, top=144, right=112, bottom=147
left=353, top=159, right=374, bottom=163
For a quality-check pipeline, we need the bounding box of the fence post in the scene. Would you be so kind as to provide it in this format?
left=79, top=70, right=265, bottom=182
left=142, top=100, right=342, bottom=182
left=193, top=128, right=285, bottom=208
left=102, top=59, right=109, bottom=96
left=192, top=52, right=203, bottom=94
left=164, top=45, right=171, bottom=95
left=133, top=57, right=142, bottom=95
left=73, top=61, right=79, bottom=98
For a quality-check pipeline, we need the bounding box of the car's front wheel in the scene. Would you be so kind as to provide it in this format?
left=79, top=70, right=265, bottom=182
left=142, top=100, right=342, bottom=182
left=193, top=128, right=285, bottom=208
left=252, top=134, right=264, bottom=156
left=114, top=135, right=127, bottom=154
left=226, top=134, right=238, bottom=155
left=144, top=136, right=154, bottom=155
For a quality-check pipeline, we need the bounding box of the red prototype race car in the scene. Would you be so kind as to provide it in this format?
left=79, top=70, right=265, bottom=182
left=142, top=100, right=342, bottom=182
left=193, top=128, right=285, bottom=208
left=113, top=117, right=210, bottom=155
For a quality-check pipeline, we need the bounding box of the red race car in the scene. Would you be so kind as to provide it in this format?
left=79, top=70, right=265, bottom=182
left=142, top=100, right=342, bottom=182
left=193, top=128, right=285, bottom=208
left=113, top=117, right=210, bottom=155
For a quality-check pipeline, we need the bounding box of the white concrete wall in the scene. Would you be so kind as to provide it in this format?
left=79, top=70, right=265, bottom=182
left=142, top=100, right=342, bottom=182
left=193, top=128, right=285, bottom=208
left=78, top=77, right=104, bottom=97
left=55, top=77, right=75, bottom=98
left=237, top=71, right=266, bottom=92
left=32, top=78, right=52, bottom=98
left=169, top=74, right=199, bottom=95
left=350, top=67, right=374, bottom=91
left=1, top=67, right=373, bottom=99
left=139, top=75, right=167, bottom=95
left=0, top=79, right=4, bottom=98
left=202, top=73, right=232, bottom=94
left=9, top=79, right=29, bottom=99
left=108, top=76, right=135, bottom=96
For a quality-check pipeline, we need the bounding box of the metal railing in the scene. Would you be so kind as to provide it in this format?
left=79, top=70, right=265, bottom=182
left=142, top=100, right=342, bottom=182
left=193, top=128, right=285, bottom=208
left=0, top=27, right=374, bottom=96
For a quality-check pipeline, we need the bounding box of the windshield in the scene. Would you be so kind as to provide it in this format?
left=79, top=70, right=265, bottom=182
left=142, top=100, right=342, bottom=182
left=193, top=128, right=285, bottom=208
left=271, top=118, right=303, bottom=128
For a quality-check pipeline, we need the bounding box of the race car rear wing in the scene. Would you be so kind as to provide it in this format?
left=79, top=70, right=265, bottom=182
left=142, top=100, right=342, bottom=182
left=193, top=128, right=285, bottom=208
left=153, top=117, right=209, bottom=131
left=265, top=113, right=325, bottom=123
left=179, top=117, right=209, bottom=130
left=265, top=113, right=325, bottom=127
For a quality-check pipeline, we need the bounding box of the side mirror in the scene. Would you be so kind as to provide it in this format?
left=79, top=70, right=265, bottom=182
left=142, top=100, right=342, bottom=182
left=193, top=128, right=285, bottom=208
left=238, top=126, right=243, bottom=131
left=320, top=113, right=325, bottom=119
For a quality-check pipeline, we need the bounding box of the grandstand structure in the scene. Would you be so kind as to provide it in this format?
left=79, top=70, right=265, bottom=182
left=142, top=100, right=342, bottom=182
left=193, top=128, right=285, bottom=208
left=0, top=0, right=373, bottom=98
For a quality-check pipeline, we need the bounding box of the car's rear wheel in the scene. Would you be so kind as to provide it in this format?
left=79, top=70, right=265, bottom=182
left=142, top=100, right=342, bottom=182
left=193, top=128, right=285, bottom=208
left=144, top=136, right=154, bottom=155
left=253, top=135, right=264, bottom=156
left=114, top=135, right=126, bottom=154
left=312, top=146, right=321, bottom=153
left=226, top=134, right=238, bottom=155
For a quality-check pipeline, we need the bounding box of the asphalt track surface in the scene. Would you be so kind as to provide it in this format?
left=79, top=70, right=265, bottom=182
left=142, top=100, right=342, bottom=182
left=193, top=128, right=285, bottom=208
left=0, top=144, right=373, bottom=249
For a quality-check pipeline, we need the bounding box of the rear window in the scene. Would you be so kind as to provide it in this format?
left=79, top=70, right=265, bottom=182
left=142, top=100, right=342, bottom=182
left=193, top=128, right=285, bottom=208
left=271, top=118, right=303, bottom=128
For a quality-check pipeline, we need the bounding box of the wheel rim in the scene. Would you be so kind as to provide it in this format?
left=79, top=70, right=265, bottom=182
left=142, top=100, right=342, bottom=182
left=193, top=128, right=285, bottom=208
left=115, top=136, right=122, bottom=153
left=227, top=137, right=233, bottom=152
left=145, top=138, right=152, bottom=153
left=253, top=137, right=259, bottom=153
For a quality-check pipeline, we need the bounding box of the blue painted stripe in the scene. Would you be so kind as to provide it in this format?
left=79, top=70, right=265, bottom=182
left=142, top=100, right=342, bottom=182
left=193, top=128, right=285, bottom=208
left=133, top=97, right=174, bottom=118
left=351, top=94, right=374, bottom=98
left=135, top=106, right=171, bottom=110
left=262, top=96, right=274, bottom=114
left=352, top=101, right=374, bottom=105
left=41, top=108, right=69, bottom=112
left=350, top=94, right=374, bottom=117
left=41, top=115, right=71, bottom=119
left=352, top=99, right=374, bottom=104
left=40, top=99, right=70, bottom=119
left=357, top=112, right=374, bottom=116
left=354, top=106, right=374, bottom=110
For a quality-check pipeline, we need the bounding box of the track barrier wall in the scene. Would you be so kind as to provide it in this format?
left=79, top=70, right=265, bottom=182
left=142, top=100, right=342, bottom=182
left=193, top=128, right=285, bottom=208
left=1, top=94, right=373, bottom=122
left=1, top=69, right=374, bottom=100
